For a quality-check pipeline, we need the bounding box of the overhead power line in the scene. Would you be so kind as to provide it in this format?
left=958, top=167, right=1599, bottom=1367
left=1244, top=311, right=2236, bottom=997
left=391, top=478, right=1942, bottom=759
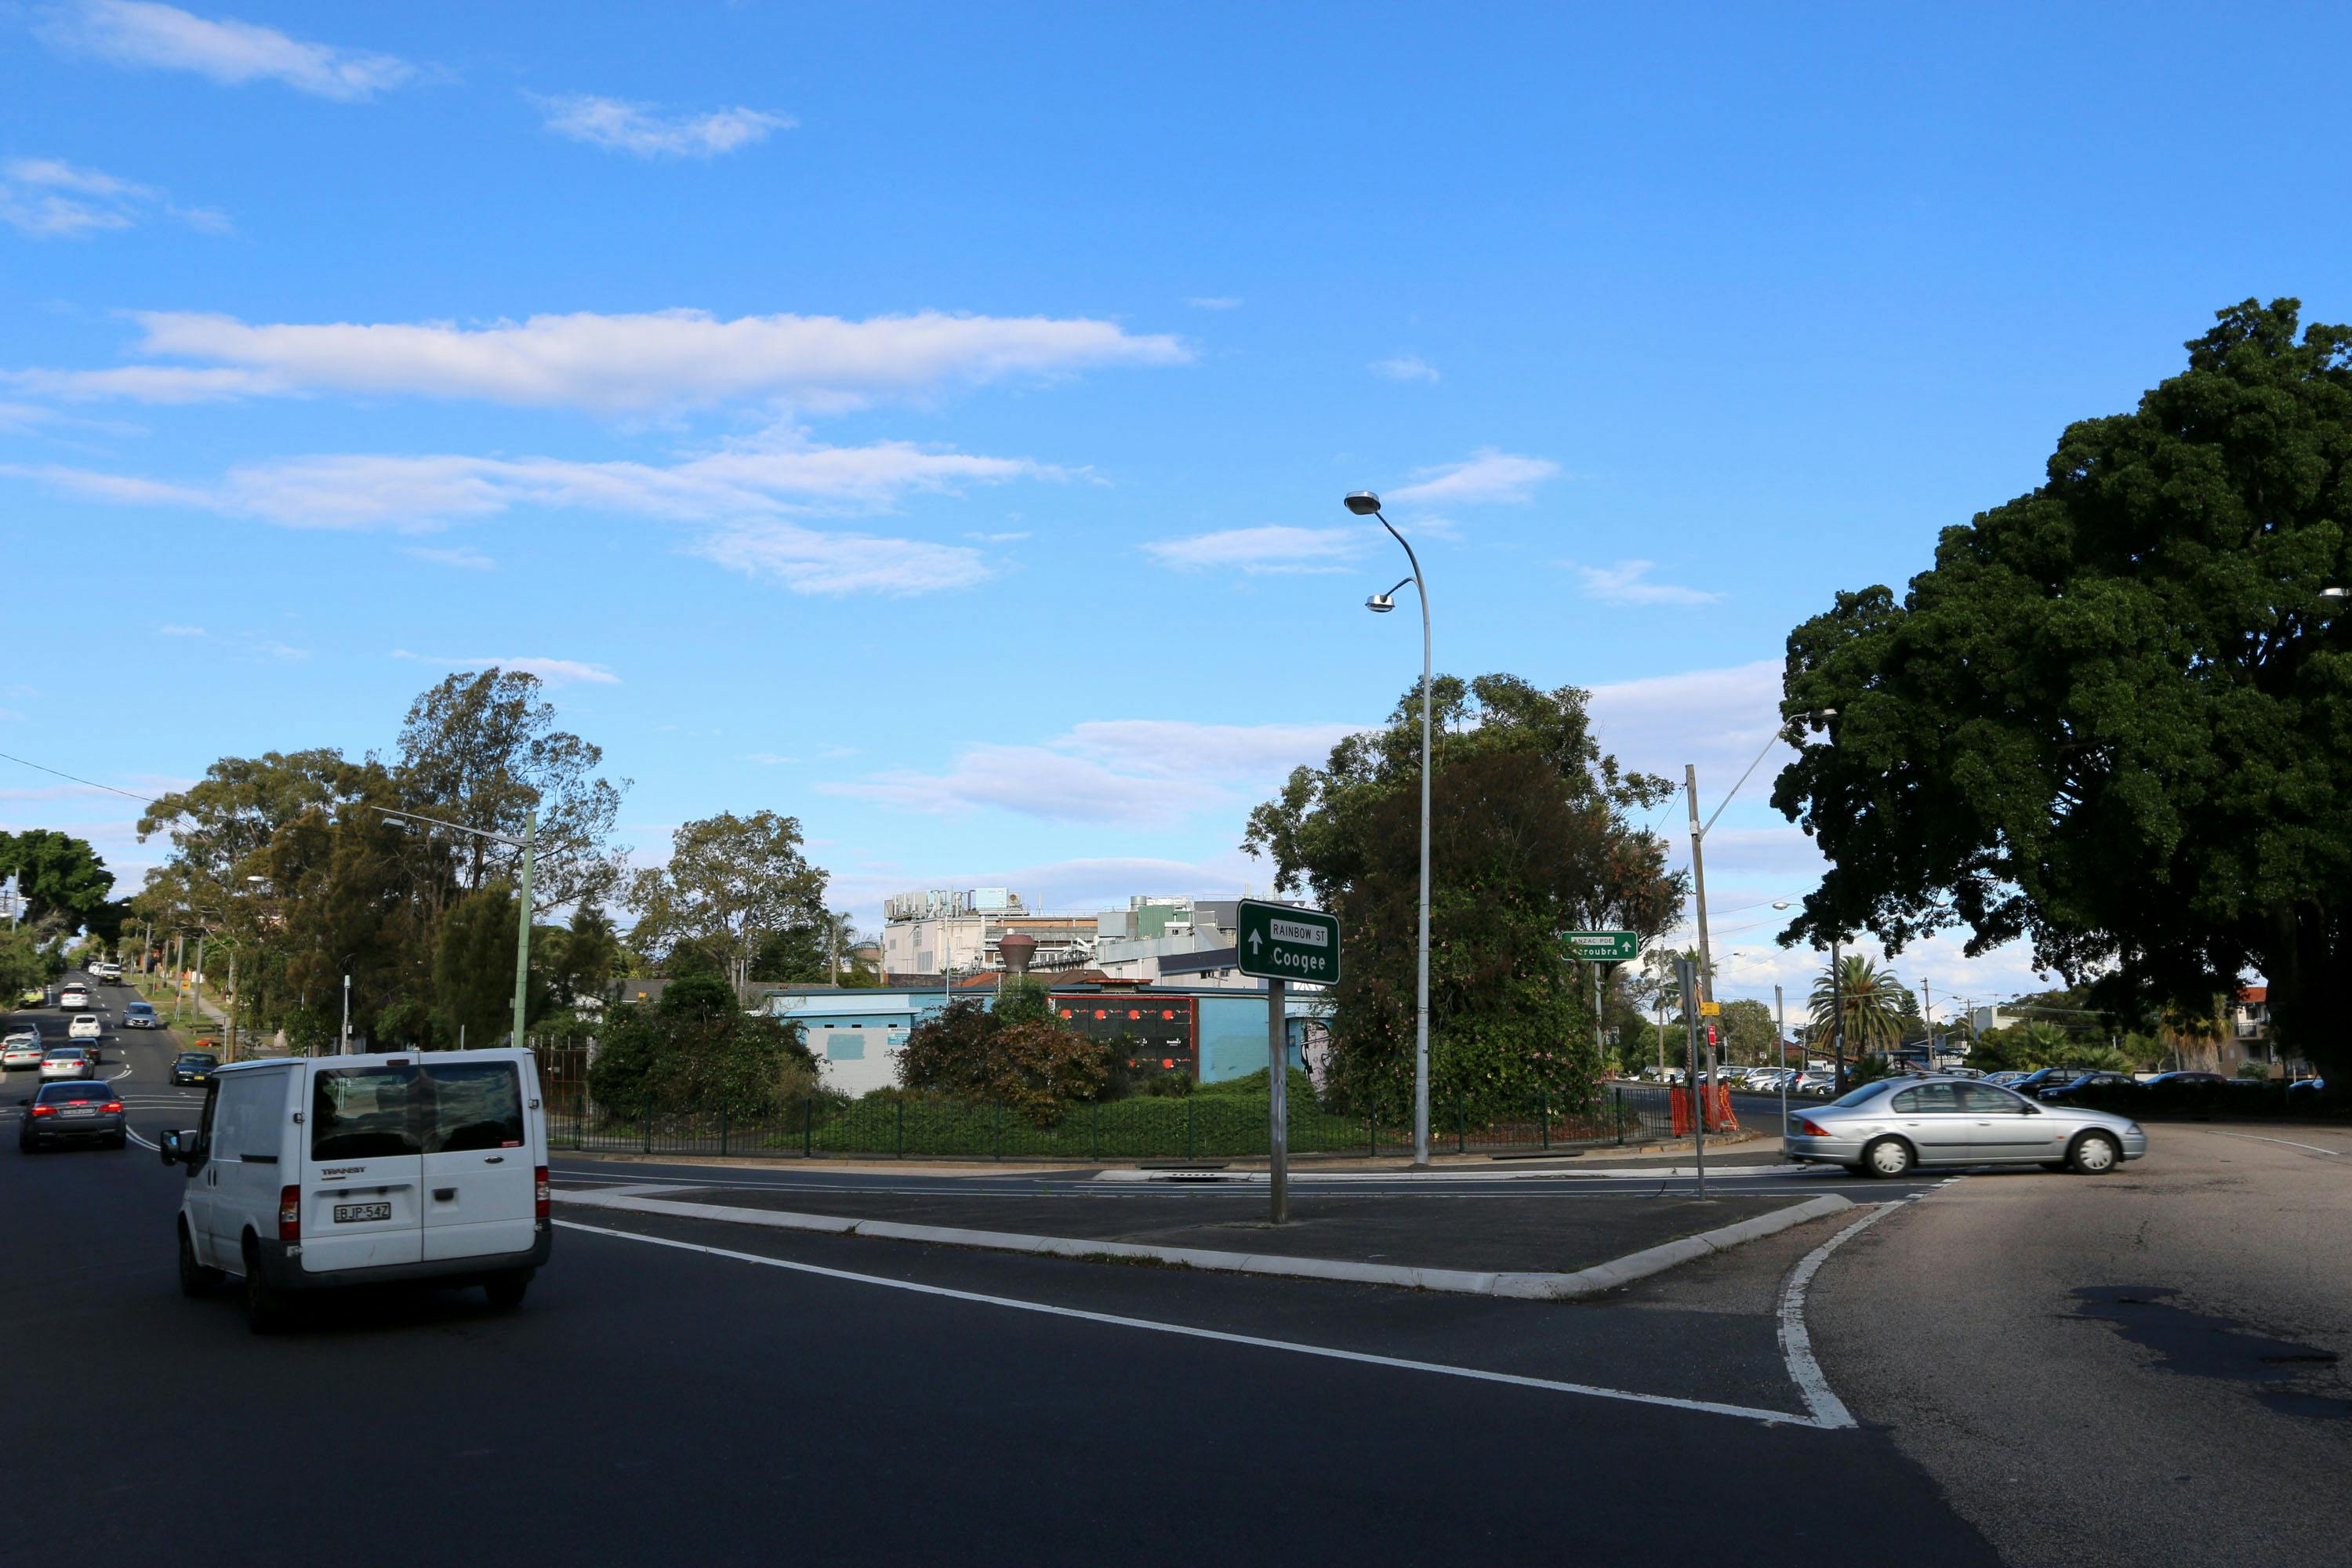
left=0, top=750, right=159, bottom=805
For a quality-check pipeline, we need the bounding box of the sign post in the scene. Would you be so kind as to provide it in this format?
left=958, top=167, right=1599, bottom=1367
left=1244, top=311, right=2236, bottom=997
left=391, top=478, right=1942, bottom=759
left=1564, top=931, right=1639, bottom=1083
left=1236, top=900, right=1342, bottom=1225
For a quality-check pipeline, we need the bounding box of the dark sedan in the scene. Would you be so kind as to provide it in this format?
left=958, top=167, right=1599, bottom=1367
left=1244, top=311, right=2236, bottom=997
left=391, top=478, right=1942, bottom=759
left=2037, top=1070, right=2142, bottom=1102
left=169, top=1051, right=219, bottom=1087
left=18, top=1080, right=128, bottom=1151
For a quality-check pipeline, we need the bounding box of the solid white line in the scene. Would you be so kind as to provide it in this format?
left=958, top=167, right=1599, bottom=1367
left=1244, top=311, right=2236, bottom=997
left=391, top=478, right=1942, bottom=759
left=124, top=1126, right=158, bottom=1151
left=1775, top=1201, right=1903, bottom=1430
left=2204, top=1129, right=2341, bottom=1156
left=554, top=1218, right=1830, bottom=1429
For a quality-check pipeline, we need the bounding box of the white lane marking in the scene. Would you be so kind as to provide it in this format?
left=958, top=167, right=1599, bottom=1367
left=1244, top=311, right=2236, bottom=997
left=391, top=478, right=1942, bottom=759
left=124, top=1126, right=158, bottom=1151
left=556, top=1218, right=1833, bottom=1430
left=2204, top=1130, right=2341, bottom=1156
left=1776, top=1200, right=1904, bottom=1430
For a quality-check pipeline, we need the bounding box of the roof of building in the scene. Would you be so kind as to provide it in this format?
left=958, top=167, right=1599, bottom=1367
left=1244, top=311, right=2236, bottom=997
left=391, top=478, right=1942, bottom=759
left=2239, top=985, right=2269, bottom=1004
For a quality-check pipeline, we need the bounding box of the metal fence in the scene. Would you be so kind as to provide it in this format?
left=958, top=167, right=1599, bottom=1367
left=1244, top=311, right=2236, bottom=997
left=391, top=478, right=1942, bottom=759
left=543, top=1080, right=1678, bottom=1163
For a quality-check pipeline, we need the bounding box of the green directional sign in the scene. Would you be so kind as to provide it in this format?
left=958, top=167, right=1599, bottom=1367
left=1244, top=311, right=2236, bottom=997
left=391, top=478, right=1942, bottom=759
left=1236, top=898, right=1342, bottom=983
left=1562, top=930, right=1639, bottom=964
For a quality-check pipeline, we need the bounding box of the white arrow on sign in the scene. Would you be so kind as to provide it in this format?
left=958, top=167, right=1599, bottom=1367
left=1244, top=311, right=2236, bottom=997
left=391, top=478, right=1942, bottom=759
left=1248, top=931, right=1264, bottom=953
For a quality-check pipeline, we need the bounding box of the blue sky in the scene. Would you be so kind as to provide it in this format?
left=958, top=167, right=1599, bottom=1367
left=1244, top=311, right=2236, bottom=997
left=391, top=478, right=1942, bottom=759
left=5, top=0, right=2348, bottom=1021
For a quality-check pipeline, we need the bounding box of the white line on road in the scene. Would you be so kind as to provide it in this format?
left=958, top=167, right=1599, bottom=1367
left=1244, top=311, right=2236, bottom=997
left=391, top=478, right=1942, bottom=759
left=1776, top=1201, right=1905, bottom=1430
left=556, top=1217, right=1837, bottom=1431
left=2202, top=1130, right=2341, bottom=1156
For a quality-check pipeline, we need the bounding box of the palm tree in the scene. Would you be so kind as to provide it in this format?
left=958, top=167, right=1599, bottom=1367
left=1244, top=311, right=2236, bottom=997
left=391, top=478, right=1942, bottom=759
left=1809, top=955, right=1907, bottom=1078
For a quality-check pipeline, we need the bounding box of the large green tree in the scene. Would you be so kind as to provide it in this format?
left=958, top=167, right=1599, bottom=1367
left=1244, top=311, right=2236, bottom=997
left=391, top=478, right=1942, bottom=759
left=1776, top=299, right=2352, bottom=1076
left=627, top=811, right=829, bottom=993
left=1245, top=673, right=1682, bottom=1117
left=0, top=829, right=121, bottom=937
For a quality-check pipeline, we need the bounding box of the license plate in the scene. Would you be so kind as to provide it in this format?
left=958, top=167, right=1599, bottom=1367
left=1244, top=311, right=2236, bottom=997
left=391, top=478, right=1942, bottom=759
left=63, top=1109, right=95, bottom=1118
left=334, top=1203, right=392, bottom=1224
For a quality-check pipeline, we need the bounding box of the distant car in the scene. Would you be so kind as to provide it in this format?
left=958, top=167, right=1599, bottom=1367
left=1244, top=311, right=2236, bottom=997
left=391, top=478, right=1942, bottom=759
left=17, top=1079, right=127, bottom=1151
left=2037, top=1070, right=2140, bottom=1102
left=67, top=1014, right=102, bottom=1042
left=1981, top=1070, right=2029, bottom=1087
left=2, top=1033, right=43, bottom=1071
left=1784, top=1075, right=2147, bottom=1177
left=56, top=985, right=91, bottom=1011
left=17, top=986, right=45, bottom=1008
left=2140, top=1071, right=2227, bottom=1087
left=91, top=963, right=121, bottom=984
left=39, top=1047, right=94, bottom=1081
left=169, top=1051, right=218, bottom=1087
left=1795, top=1072, right=1835, bottom=1094
left=122, top=1000, right=159, bottom=1029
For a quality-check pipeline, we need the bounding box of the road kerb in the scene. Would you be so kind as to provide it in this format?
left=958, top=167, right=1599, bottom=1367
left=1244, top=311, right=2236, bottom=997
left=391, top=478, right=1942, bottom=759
left=550, top=1188, right=1856, bottom=1300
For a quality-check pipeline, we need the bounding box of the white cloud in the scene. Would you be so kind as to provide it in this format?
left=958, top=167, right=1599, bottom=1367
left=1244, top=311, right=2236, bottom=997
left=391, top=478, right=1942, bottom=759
left=42, top=1, right=418, bottom=100
left=1388, top=447, right=1559, bottom=506
left=1585, top=659, right=1787, bottom=782
left=405, top=544, right=495, bottom=570
left=5, top=425, right=1057, bottom=528
left=743, top=753, right=799, bottom=766
left=964, top=529, right=1030, bottom=543
left=1574, top=559, right=1722, bottom=607
left=692, top=521, right=989, bottom=597
left=1141, top=524, right=1365, bottom=575
left=535, top=94, right=793, bottom=158
left=1186, top=296, right=1242, bottom=310
left=13, top=307, right=1189, bottom=413
left=1370, top=354, right=1440, bottom=383
left=391, top=651, right=619, bottom=686
left=0, top=154, right=226, bottom=239
left=157, top=622, right=205, bottom=636
left=822, top=719, right=1358, bottom=826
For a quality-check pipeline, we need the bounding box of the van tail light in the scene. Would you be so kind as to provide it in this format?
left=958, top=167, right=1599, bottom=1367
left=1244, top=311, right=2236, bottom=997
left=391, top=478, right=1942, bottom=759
left=534, top=1166, right=550, bottom=1220
left=278, top=1185, right=301, bottom=1243
left=1797, top=1118, right=1829, bottom=1138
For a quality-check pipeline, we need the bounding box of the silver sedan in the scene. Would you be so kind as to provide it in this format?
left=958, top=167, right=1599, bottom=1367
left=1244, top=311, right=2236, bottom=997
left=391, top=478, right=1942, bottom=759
left=1784, top=1075, right=2147, bottom=1178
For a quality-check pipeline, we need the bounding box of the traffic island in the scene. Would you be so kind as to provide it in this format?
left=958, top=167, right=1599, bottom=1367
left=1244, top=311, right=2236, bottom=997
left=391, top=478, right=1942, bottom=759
left=551, top=1182, right=1857, bottom=1300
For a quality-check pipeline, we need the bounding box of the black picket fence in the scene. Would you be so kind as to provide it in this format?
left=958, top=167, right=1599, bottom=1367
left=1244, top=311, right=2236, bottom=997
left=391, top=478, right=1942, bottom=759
left=545, top=1080, right=1679, bottom=1163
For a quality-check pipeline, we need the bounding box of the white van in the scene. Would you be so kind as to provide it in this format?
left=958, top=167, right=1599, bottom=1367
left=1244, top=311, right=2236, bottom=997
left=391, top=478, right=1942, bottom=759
left=160, top=1047, right=553, bottom=1332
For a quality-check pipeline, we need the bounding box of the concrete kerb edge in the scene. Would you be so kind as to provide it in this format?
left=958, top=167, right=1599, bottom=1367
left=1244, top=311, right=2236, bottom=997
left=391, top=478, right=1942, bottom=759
left=550, top=1188, right=1856, bottom=1301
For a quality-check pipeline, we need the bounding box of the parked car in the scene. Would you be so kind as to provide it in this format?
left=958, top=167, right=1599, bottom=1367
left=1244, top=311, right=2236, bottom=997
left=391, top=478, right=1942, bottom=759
left=2037, top=1070, right=2141, bottom=1102
left=1784, top=1075, right=2147, bottom=1177
left=1980, top=1071, right=2029, bottom=1087
left=160, top=1046, right=554, bottom=1332
left=169, top=1051, right=219, bottom=1087
left=1795, top=1072, right=1835, bottom=1094
left=2, top=1032, right=45, bottom=1071
left=17, top=985, right=45, bottom=1008
left=122, top=1000, right=160, bottom=1029
left=67, top=1014, right=102, bottom=1042
left=17, top=1079, right=127, bottom=1151
left=2140, top=1071, right=2227, bottom=1087
left=2009, top=1066, right=2090, bottom=1098
left=39, top=1047, right=94, bottom=1081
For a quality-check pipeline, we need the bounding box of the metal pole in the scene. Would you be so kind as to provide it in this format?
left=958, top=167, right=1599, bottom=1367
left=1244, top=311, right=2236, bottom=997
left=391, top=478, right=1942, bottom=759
left=1677, top=956, right=1707, bottom=1198
left=1684, top=764, right=1715, bottom=1087
left=225, top=946, right=237, bottom=1062
left=1831, top=938, right=1846, bottom=1091
left=510, top=808, right=536, bottom=1048
left=1372, top=513, right=1433, bottom=1168
left=1268, top=978, right=1289, bottom=1224
left=1776, top=982, right=1788, bottom=1137
left=340, top=973, right=351, bottom=1054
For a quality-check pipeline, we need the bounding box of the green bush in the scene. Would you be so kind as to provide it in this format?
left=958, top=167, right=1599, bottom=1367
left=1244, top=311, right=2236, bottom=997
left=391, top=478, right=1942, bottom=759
left=1196, top=1065, right=1319, bottom=1103
left=587, top=975, right=820, bottom=1117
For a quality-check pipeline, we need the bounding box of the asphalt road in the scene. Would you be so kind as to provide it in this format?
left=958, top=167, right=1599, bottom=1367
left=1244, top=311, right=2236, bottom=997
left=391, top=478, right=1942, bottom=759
left=5, top=971, right=2005, bottom=1566
left=13, top=974, right=2339, bottom=1564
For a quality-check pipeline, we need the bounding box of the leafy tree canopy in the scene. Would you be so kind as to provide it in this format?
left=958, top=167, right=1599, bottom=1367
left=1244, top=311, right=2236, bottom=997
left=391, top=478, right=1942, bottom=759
left=1244, top=673, right=1683, bottom=1116
left=1776, top=299, right=2352, bottom=1074
left=628, top=810, right=828, bottom=991
left=0, top=829, right=120, bottom=937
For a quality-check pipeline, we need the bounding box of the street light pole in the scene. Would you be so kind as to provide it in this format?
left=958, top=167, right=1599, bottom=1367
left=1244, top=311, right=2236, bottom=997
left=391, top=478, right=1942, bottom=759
left=1348, top=490, right=1432, bottom=1167
left=383, top=805, right=539, bottom=1048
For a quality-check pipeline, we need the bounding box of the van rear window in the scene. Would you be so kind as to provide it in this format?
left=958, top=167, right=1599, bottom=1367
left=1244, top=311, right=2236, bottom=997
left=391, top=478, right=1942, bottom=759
left=312, top=1065, right=423, bottom=1160
left=422, top=1063, right=525, bottom=1152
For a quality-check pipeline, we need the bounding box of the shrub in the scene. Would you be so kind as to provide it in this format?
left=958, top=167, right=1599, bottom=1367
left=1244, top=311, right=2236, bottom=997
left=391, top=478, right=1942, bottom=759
left=896, top=995, right=1112, bottom=1125
left=1197, top=1065, right=1319, bottom=1104
left=587, top=977, right=819, bottom=1118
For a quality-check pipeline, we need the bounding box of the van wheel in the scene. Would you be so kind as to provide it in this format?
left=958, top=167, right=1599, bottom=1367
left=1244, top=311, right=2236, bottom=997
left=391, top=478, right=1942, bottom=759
left=484, top=1272, right=532, bottom=1311
left=178, top=1221, right=223, bottom=1297
left=241, top=1237, right=289, bottom=1334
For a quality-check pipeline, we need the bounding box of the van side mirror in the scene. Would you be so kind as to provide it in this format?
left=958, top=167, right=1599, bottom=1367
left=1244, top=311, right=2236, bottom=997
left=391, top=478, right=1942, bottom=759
left=161, top=1129, right=202, bottom=1168
left=159, top=1130, right=183, bottom=1166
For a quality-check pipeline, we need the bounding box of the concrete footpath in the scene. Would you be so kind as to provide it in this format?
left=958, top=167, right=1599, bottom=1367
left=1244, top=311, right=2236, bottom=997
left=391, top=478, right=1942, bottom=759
left=553, top=1174, right=1859, bottom=1301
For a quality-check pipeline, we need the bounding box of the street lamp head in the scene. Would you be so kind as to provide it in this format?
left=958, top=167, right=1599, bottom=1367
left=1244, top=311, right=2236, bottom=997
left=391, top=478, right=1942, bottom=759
left=2322, top=586, right=2350, bottom=601
left=1772, top=901, right=1792, bottom=910
left=245, top=875, right=265, bottom=886
left=1343, top=491, right=1384, bottom=517
left=1366, top=593, right=1398, bottom=613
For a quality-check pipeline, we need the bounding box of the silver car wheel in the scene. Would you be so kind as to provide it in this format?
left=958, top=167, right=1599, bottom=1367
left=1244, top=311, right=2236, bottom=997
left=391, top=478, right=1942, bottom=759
left=1864, top=1137, right=1914, bottom=1178
left=2069, top=1132, right=2119, bottom=1174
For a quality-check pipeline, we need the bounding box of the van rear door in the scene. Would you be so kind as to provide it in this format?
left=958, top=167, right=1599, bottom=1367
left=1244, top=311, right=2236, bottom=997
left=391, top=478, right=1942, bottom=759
left=419, top=1055, right=537, bottom=1261
left=302, top=1062, right=426, bottom=1273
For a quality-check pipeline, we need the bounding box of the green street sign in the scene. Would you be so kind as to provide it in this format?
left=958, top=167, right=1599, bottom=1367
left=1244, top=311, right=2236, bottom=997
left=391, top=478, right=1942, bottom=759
left=1562, top=930, right=1639, bottom=964
left=1236, top=898, right=1342, bottom=983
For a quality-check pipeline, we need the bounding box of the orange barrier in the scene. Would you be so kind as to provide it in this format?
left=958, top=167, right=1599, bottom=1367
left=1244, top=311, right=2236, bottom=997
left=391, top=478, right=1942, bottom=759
left=1669, top=1084, right=1740, bottom=1135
